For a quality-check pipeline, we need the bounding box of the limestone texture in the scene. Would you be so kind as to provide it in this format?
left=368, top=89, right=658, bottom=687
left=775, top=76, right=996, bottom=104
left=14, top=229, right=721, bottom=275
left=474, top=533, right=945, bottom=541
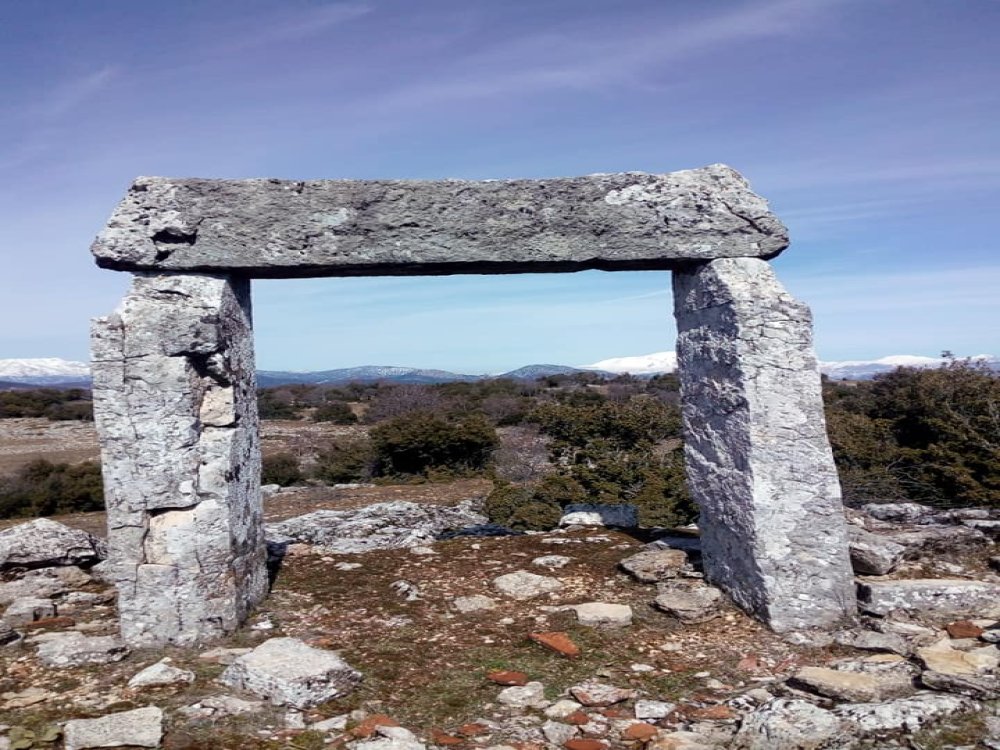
left=266, top=500, right=486, bottom=553
left=847, top=526, right=906, bottom=576
left=220, top=637, right=362, bottom=708
left=732, top=698, right=842, bottom=750
left=92, top=166, right=788, bottom=277
left=559, top=504, right=638, bottom=528
left=857, top=579, right=1000, bottom=617
left=90, top=273, right=267, bottom=647
left=0, top=519, right=106, bottom=569
left=63, top=706, right=163, bottom=750
left=35, top=633, right=128, bottom=667
left=492, top=570, right=564, bottom=600
left=672, top=257, right=856, bottom=631
left=619, top=549, right=689, bottom=582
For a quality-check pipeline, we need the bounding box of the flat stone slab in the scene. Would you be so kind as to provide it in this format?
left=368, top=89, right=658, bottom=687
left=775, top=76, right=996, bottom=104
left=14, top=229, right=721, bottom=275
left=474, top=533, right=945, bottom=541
left=63, top=706, right=163, bottom=750
left=91, top=165, right=788, bottom=277
left=220, top=636, right=362, bottom=708
left=0, top=518, right=105, bottom=569
left=857, top=579, right=1000, bottom=617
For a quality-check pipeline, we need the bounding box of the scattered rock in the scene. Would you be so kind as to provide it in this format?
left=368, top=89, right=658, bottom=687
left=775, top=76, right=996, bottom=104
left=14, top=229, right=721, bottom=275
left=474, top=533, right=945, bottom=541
left=790, top=665, right=911, bottom=702
left=635, top=699, right=676, bottom=720
left=834, top=629, right=909, bottom=656
left=497, top=681, right=548, bottom=709
left=559, top=504, right=638, bottom=528
left=488, top=670, right=529, bottom=686
left=563, top=740, right=608, bottom=750
left=654, top=582, right=723, bottom=623
left=0, top=519, right=106, bottom=570
left=1, top=686, right=56, bottom=709
left=532, top=555, right=572, bottom=569
left=920, top=670, right=1000, bottom=699
left=179, top=694, right=263, bottom=719
left=861, top=502, right=936, bottom=524
left=573, top=602, right=633, bottom=628
left=452, top=595, right=498, bottom=613
left=834, top=692, right=977, bottom=735
left=529, top=631, right=580, bottom=658
left=198, top=646, right=252, bottom=664
left=619, top=549, right=689, bottom=583
left=350, top=714, right=400, bottom=738
left=542, top=720, right=578, bottom=746
left=221, top=637, right=362, bottom=708
left=622, top=723, right=659, bottom=741
left=545, top=700, right=585, bottom=719
left=63, top=706, right=163, bottom=750
left=569, top=681, right=634, bottom=707
left=35, top=633, right=128, bottom=667
left=266, top=500, right=487, bottom=553
left=311, top=714, right=350, bottom=732
left=3, top=596, right=56, bottom=627
left=390, top=580, right=422, bottom=601
left=847, top=526, right=905, bottom=576
left=732, top=698, right=843, bottom=750
left=916, top=640, right=998, bottom=675
left=128, top=658, right=196, bottom=688
left=649, top=731, right=716, bottom=750
left=857, top=578, right=1000, bottom=617
left=0, top=619, right=20, bottom=647
left=492, top=571, right=564, bottom=600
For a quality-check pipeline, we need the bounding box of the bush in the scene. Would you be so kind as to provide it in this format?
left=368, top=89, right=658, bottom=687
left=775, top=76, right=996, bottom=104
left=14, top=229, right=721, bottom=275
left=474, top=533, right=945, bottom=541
left=369, top=412, right=498, bottom=477
left=257, top=390, right=300, bottom=420
left=0, top=460, right=104, bottom=519
left=313, top=438, right=376, bottom=484
left=312, top=401, right=358, bottom=424
left=483, top=483, right=561, bottom=530
left=261, top=453, right=302, bottom=487
left=0, top=388, right=93, bottom=420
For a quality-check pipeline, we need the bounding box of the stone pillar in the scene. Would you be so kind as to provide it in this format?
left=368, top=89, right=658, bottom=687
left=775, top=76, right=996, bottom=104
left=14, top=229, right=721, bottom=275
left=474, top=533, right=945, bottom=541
left=672, top=257, right=855, bottom=631
left=91, top=273, right=267, bottom=647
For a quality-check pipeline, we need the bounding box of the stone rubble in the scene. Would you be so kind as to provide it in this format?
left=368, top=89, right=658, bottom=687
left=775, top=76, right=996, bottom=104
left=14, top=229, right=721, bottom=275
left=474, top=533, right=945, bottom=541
left=558, top=504, right=638, bottom=528
left=0, top=518, right=106, bottom=569
left=491, top=570, right=564, bottom=600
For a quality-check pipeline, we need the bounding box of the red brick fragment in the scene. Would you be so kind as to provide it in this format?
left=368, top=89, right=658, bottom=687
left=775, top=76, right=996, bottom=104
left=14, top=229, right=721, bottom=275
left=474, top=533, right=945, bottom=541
left=946, top=620, right=984, bottom=639
left=622, top=723, right=658, bottom=741
left=564, top=740, right=608, bottom=750
left=488, top=670, right=529, bottom=686
left=456, top=723, right=489, bottom=737
left=685, top=705, right=737, bottom=721
left=430, top=729, right=463, bottom=746
left=350, top=715, right=399, bottom=738
left=529, top=631, right=581, bottom=658
left=22, top=616, right=76, bottom=630
left=564, top=711, right=590, bottom=726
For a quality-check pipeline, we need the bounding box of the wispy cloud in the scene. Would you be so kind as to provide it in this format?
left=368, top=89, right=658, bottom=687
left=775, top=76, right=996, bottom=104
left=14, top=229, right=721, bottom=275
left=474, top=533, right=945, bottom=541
left=218, top=3, right=372, bottom=54
left=37, top=66, right=118, bottom=119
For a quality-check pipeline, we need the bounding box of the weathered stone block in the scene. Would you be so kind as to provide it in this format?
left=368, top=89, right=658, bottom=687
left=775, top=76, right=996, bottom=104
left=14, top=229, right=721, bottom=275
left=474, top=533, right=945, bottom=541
left=91, top=166, right=788, bottom=277
left=857, top=579, right=1000, bottom=618
left=220, top=637, right=362, bottom=708
left=63, top=706, right=163, bottom=750
left=90, top=273, right=267, bottom=647
left=0, top=518, right=105, bottom=569
left=672, top=257, right=856, bottom=631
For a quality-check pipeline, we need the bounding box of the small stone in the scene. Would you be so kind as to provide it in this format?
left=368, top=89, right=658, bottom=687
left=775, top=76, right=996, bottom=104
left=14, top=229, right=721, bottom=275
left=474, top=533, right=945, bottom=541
left=570, top=681, right=634, bottom=707
left=619, top=549, right=689, bottom=583
left=179, top=694, right=263, bottom=719
left=311, top=715, right=349, bottom=732
left=3, top=597, right=56, bottom=627
left=653, top=582, right=722, bottom=624
left=409, top=546, right=436, bottom=555
left=497, top=681, right=548, bottom=709
left=452, top=595, right=498, bottom=613
left=684, top=705, right=736, bottom=721
left=634, top=700, right=676, bottom=720
left=733, top=699, right=843, bottom=750
left=1, top=687, right=55, bottom=710
left=22, top=615, right=76, bottom=631
left=488, top=670, right=529, bottom=686
left=622, top=723, right=659, bottom=741
left=530, top=631, right=581, bottom=658
left=790, top=666, right=908, bottom=702
left=947, top=620, right=984, bottom=639
left=917, top=640, right=998, bottom=676
left=198, top=646, right=252, bottom=664
left=63, top=707, right=163, bottom=750
left=648, top=732, right=715, bottom=750
left=542, top=721, right=578, bottom=746
left=350, top=715, right=400, bottom=738
left=492, top=571, right=564, bottom=600
left=559, top=504, right=637, bottom=528
left=335, top=562, right=363, bottom=570
left=128, top=658, right=196, bottom=688
left=574, top=603, right=633, bottom=628
left=834, top=692, right=977, bottom=735
left=834, top=630, right=909, bottom=656
left=545, top=700, right=585, bottom=719
left=857, top=579, right=1000, bottom=618
left=456, top=723, right=490, bottom=737
left=564, top=711, right=590, bottom=726
left=430, top=730, right=463, bottom=746
left=532, top=555, right=572, bottom=569
left=920, top=670, right=1000, bottom=699
left=390, top=580, right=422, bottom=601
left=221, top=637, right=362, bottom=708
left=847, top=526, right=905, bottom=576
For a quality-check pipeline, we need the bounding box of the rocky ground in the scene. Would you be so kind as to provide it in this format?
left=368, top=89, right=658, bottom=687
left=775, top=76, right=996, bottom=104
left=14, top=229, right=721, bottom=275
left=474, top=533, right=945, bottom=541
left=3, top=489, right=1000, bottom=749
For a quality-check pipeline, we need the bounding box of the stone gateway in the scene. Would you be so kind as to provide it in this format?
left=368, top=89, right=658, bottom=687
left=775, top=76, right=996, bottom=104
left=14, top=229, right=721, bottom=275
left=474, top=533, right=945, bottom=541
left=89, top=164, right=856, bottom=646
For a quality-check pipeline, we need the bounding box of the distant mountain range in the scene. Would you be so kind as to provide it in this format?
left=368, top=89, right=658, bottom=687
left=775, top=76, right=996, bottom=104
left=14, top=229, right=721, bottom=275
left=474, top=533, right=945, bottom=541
left=1, top=353, right=997, bottom=389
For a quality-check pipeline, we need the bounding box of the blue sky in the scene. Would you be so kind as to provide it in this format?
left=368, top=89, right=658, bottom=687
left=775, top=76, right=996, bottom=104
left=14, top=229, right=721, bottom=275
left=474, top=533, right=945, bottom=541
left=1, top=0, right=997, bottom=373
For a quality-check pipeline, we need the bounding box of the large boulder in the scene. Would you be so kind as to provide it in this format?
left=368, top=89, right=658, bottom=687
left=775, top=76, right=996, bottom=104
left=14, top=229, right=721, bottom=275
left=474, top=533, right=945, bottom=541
left=266, top=500, right=486, bottom=553
left=0, top=519, right=105, bottom=569
left=221, top=637, right=362, bottom=708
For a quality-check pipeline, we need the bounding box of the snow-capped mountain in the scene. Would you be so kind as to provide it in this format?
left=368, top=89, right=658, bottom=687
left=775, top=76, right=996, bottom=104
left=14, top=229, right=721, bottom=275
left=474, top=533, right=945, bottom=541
left=580, top=351, right=999, bottom=380
left=581, top=352, right=678, bottom=375
left=0, top=358, right=91, bottom=385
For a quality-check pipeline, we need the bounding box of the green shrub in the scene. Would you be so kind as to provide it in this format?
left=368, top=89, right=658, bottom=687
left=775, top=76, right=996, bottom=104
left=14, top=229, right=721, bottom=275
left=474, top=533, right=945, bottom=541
left=257, top=390, right=300, bottom=420
left=0, top=388, right=93, bottom=420
left=313, top=401, right=357, bottom=424
left=261, top=453, right=302, bottom=487
left=0, top=460, right=104, bottom=519
left=483, top=483, right=561, bottom=530
left=369, top=412, right=498, bottom=477
left=313, top=438, right=376, bottom=484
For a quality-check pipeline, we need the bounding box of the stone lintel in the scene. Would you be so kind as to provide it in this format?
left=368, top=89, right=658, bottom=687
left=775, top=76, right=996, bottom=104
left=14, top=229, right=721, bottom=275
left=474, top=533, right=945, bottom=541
left=91, top=165, right=788, bottom=278
left=90, top=272, right=267, bottom=647
left=672, top=258, right=856, bottom=632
